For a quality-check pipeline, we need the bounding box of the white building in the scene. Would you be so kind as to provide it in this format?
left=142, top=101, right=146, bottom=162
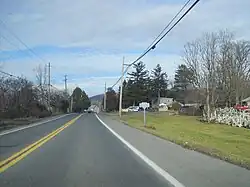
left=242, top=97, right=250, bottom=106
left=152, top=97, right=174, bottom=111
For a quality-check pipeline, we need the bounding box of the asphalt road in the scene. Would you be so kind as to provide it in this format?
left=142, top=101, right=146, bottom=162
left=0, top=113, right=171, bottom=187
left=0, top=114, right=78, bottom=161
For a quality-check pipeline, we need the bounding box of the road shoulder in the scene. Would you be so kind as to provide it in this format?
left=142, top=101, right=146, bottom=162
left=97, top=113, right=250, bottom=187
left=0, top=114, right=72, bottom=136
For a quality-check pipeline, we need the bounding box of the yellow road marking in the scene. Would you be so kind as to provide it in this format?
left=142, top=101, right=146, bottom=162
left=0, top=114, right=82, bottom=173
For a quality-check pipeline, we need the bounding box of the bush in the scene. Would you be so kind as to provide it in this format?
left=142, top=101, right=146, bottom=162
left=1, top=108, right=26, bottom=119
left=179, top=106, right=203, bottom=116
left=148, top=108, right=158, bottom=112
left=38, top=110, right=51, bottom=118
left=171, top=102, right=182, bottom=111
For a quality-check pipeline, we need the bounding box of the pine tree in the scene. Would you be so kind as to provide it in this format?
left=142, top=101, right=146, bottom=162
left=173, top=64, right=193, bottom=103
left=106, top=87, right=118, bottom=112
left=151, top=64, right=168, bottom=101
left=127, top=61, right=148, bottom=105
left=72, top=87, right=91, bottom=112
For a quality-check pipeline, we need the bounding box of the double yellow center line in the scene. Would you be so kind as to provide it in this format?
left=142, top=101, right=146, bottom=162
left=0, top=114, right=82, bottom=173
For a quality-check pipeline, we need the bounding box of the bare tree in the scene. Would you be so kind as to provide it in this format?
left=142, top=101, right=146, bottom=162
left=34, top=64, right=48, bottom=107
left=233, top=40, right=250, bottom=103
left=183, top=30, right=250, bottom=121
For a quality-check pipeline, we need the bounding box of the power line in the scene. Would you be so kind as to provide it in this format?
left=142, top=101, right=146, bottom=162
left=0, top=69, right=22, bottom=79
left=111, top=75, right=123, bottom=88
left=152, top=0, right=200, bottom=48
left=111, top=0, right=200, bottom=88
left=0, top=19, right=48, bottom=63
left=0, top=69, right=62, bottom=92
left=144, top=0, right=192, bottom=53
left=128, top=0, right=200, bottom=68
left=0, top=34, right=39, bottom=61
left=50, top=84, right=62, bottom=91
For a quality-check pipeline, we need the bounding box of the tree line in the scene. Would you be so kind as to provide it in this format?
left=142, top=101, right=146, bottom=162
left=105, top=30, right=250, bottom=119
left=183, top=30, right=250, bottom=120
left=0, top=64, right=91, bottom=119
left=105, top=61, right=191, bottom=111
left=105, top=61, right=169, bottom=111
left=0, top=75, right=69, bottom=119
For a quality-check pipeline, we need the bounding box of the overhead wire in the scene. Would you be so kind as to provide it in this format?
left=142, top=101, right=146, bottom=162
left=0, top=22, right=63, bottom=91
left=0, top=19, right=48, bottom=64
left=0, top=69, right=22, bottom=79
left=0, top=69, right=63, bottom=93
left=110, top=0, right=200, bottom=89
left=143, top=0, right=192, bottom=53
left=0, top=34, right=36, bottom=61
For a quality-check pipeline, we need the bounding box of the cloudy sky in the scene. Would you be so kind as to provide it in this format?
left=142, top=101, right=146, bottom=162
left=0, top=0, right=249, bottom=96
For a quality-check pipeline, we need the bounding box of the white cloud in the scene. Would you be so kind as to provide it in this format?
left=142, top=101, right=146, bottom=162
left=1, top=0, right=249, bottom=51
left=1, top=52, right=181, bottom=96
left=1, top=0, right=250, bottom=96
left=53, top=76, right=120, bottom=97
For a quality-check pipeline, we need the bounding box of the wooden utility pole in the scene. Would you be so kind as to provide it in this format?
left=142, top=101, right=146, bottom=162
left=158, top=89, right=160, bottom=112
left=70, top=96, right=73, bottom=112
left=104, top=82, right=107, bottom=111
left=48, top=62, right=51, bottom=112
left=64, top=75, right=68, bottom=93
left=119, top=56, right=125, bottom=118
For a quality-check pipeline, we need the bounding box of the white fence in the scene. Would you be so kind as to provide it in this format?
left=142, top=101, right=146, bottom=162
left=205, top=107, right=250, bottom=128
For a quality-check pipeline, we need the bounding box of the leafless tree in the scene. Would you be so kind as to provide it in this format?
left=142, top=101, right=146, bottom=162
left=34, top=64, right=48, bottom=107
left=183, top=30, right=250, bottom=121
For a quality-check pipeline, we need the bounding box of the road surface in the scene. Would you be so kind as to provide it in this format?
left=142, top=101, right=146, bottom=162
left=0, top=113, right=172, bottom=187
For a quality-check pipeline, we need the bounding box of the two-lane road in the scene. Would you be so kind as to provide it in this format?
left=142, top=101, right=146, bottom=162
left=0, top=114, right=172, bottom=187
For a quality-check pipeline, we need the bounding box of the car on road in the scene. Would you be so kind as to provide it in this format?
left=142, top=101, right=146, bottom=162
left=87, top=108, right=94, bottom=113
left=128, top=106, right=140, bottom=112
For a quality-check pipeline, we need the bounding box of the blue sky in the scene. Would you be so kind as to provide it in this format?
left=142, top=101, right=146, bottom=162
left=0, top=0, right=250, bottom=96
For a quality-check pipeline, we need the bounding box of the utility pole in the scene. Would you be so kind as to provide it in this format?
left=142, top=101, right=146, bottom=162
left=119, top=56, right=125, bottom=118
left=70, top=96, right=73, bottom=112
left=64, top=75, right=68, bottom=93
left=48, top=62, right=51, bottom=112
left=158, top=89, right=160, bottom=112
left=104, top=82, right=107, bottom=111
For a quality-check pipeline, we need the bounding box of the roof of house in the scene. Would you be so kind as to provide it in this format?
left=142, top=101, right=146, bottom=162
left=159, top=97, right=173, bottom=103
left=242, top=96, right=250, bottom=102
left=152, top=97, right=174, bottom=106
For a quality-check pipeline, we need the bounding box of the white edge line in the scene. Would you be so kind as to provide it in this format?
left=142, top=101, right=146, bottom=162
left=0, top=114, right=72, bottom=136
left=95, top=114, right=185, bottom=187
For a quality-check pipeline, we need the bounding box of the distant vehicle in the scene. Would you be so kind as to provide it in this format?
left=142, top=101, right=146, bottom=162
left=87, top=108, right=94, bottom=113
left=128, top=106, right=139, bottom=112
left=234, top=104, right=249, bottom=111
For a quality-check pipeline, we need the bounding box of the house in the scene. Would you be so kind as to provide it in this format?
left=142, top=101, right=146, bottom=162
left=242, top=97, right=250, bottom=106
left=184, top=103, right=200, bottom=108
left=152, top=97, right=174, bottom=109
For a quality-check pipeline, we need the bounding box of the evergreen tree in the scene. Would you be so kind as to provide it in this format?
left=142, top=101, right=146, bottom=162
left=173, top=64, right=193, bottom=103
left=72, top=87, right=91, bottom=112
left=127, top=61, right=148, bottom=105
left=150, top=64, right=168, bottom=100
left=106, top=87, right=118, bottom=112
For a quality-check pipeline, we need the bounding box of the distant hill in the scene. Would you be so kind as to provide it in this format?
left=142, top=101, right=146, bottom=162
left=90, top=94, right=104, bottom=102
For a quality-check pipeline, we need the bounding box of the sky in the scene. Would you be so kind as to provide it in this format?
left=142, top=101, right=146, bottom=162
left=0, top=0, right=250, bottom=96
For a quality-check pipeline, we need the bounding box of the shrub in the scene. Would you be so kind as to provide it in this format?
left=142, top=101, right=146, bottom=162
left=180, top=106, right=203, bottom=116
left=38, top=110, right=51, bottom=118
left=171, top=102, right=182, bottom=111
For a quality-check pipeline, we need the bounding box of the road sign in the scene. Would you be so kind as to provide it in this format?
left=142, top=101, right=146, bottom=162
left=139, top=102, right=150, bottom=127
left=139, top=102, right=150, bottom=109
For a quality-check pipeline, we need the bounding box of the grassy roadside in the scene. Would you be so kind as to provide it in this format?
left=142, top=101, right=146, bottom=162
left=119, top=112, right=250, bottom=169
